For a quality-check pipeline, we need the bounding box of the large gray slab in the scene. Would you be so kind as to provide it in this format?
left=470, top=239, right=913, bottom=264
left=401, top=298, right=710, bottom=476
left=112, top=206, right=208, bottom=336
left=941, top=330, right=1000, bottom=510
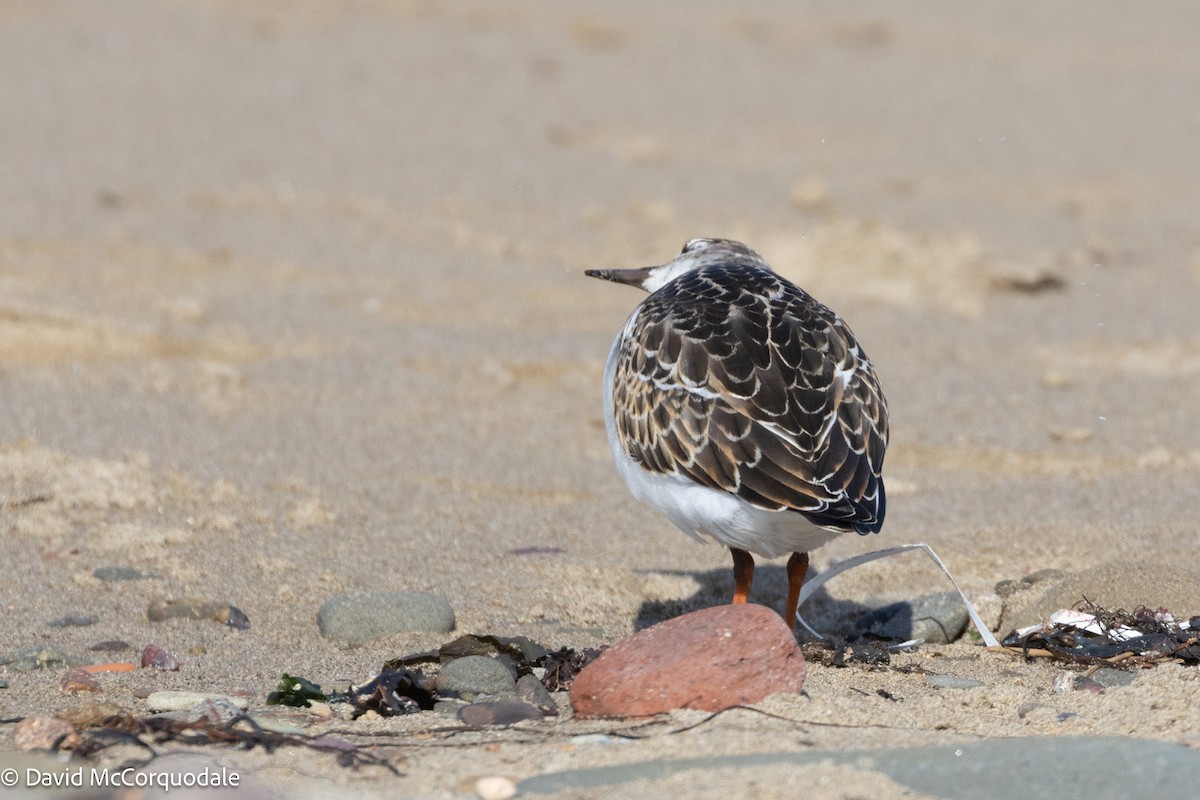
left=520, top=737, right=1200, bottom=798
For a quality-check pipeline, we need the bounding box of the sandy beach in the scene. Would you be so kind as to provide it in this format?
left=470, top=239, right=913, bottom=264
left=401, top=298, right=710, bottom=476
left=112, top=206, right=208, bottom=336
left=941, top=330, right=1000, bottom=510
left=2, top=2, right=1200, bottom=797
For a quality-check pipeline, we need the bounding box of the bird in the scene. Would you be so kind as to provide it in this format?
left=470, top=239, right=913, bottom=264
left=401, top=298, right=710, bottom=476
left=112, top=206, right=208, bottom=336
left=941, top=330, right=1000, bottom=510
left=586, top=238, right=888, bottom=626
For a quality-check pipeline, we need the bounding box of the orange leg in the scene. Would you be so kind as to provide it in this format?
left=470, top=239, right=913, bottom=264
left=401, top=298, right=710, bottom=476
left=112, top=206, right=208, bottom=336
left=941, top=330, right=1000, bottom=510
left=730, top=548, right=755, bottom=604
left=783, top=551, right=810, bottom=625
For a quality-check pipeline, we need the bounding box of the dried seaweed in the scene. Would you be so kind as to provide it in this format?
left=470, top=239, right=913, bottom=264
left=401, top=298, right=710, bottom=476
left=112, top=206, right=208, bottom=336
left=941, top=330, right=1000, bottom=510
left=331, top=669, right=438, bottom=718
left=540, top=646, right=603, bottom=692
left=999, top=601, right=1200, bottom=667
left=67, top=712, right=400, bottom=775
left=385, top=633, right=600, bottom=694
left=802, top=635, right=893, bottom=668
left=384, top=633, right=550, bottom=678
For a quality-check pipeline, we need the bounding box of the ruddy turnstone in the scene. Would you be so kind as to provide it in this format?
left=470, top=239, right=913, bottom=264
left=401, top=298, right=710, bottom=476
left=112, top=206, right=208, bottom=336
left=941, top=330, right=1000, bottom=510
left=587, top=238, right=888, bottom=625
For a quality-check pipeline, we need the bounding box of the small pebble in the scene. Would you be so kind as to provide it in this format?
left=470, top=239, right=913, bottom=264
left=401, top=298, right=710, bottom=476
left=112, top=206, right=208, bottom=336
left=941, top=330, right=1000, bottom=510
left=516, top=673, right=558, bottom=715
left=211, top=605, right=251, bottom=629
left=994, top=579, right=1031, bottom=598
left=434, top=699, right=466, bottom=718
left=309, top=734, right=357, bottom=751
left=458, top=701, right=543, bottom=727
left=474, top=775, right=517, bottom=800
left=145, top=691, right=249, bottom=713
left=924, top=675, right=984, bottom=690
left=94, top=566, right=157, bottom=581
left=140, top=644, right=180, bottom=671
left=250, top=712, right=308, bottom=736
left=192, top=698, right=245, bottom=724
left=57, top=701, right=128, bottom=728
left=13, top=717, right=80, bottom=751
left=570, top=733, right=632, bottom=746
left=1089, top=668, right=1137, bottom=689
left=1052, top=672, right=1074, bottom=694
left=147, top=598, right=249, bottom=629
left=60, top=669, right=101, bottom=693
left=307, top=701, right=334, bottom=719
left=47, top=615, right=97, bottom=628
left=89, top=640, right=131, bottom=652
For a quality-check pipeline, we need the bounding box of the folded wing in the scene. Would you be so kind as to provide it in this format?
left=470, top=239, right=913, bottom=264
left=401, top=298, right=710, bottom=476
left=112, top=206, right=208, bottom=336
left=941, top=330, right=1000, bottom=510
left=612, top=266, right=888, bottom=534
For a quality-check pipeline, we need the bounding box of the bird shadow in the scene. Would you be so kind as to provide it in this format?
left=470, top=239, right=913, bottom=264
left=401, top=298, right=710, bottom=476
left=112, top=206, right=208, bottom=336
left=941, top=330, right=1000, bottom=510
left=632, top=564, right=874, bottom=638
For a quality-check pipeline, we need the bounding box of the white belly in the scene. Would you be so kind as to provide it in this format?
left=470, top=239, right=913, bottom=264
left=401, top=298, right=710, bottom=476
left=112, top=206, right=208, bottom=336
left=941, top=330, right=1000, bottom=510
left=601, top=329, right=842, bottom=560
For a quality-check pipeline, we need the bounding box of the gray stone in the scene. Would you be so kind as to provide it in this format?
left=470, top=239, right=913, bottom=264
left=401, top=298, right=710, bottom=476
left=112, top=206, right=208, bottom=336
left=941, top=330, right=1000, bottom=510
left=94, top=566, right=158, bottom=581
left=857, top=591, right=969, bottom=644
left=317, top=591, right=455, bottom=644
left=191, top=697, right=246, bottom=724
left=994, top=578, right=1030, bottom=598
left=249, top=713, right=308, bottom=736
left=46, top=615, right=96, bottom=627
left=516, top=673, right=557, bottom=715
left=925, top=674, right=984, bottom=689
left=147, top=598, right=250, bottom=629
left=518, top=737, right=1200, bottom=797
left=458, top=700, right=543, bottom=726
left=1089, top=668, right=1138, bottom=689
left=433, top=699, right=466, bottom=718
left=435, top=655, right=516, bottom=700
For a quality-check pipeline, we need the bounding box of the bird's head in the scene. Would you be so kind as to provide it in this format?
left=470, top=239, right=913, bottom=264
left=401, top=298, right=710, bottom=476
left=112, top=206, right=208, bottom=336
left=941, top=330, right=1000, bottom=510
left=585, top=238, right=768, bottom=293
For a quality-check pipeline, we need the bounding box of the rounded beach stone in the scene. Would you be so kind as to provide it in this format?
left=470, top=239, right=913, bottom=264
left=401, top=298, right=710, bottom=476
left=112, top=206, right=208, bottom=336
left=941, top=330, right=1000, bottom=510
left=474, top=776, right=517, bottom=800
left=569, top=603, right=806, bottom=718
left=515, top=673, right=557, bottom=714
left=435, top=655, right=516, bottom=700
left=13, top=717, right=80, bottom=751
left=317, top=591, right=455, bottom=644
left=857, top=591, right=969, bottom=644
left=457, top=700, right=543, bottom=726
left=145, top=691, right=250, bottom=713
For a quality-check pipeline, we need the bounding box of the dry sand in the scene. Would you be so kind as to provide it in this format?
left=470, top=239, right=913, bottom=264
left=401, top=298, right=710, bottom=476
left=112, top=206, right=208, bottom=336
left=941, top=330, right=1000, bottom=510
left=2, top=1, right=1200, bottom=797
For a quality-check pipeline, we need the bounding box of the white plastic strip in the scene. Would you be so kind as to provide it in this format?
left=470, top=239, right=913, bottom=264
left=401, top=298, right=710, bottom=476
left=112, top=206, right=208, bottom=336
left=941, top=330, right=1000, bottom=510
left=794, top=542, right=1000, bottom=648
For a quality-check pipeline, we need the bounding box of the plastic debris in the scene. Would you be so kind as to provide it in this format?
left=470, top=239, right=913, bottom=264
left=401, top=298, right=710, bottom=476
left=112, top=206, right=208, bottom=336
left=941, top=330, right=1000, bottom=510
left=795, top=542, right=1001, bottom=647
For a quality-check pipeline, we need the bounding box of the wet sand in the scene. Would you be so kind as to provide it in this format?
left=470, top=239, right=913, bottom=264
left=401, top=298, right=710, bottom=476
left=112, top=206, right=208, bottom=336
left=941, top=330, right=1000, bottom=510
left=2, top=2, right=1200, bottom=797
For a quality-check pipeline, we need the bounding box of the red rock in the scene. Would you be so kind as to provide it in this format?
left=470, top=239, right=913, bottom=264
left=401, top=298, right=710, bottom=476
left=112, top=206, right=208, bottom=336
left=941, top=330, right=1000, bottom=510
left=13, top=717, right=81, bottom=751
left=569, top=604, right=806, bottom=717
left=60, top=668, right=101, bottom=692
left=140, top=644, right=180, bottom=670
